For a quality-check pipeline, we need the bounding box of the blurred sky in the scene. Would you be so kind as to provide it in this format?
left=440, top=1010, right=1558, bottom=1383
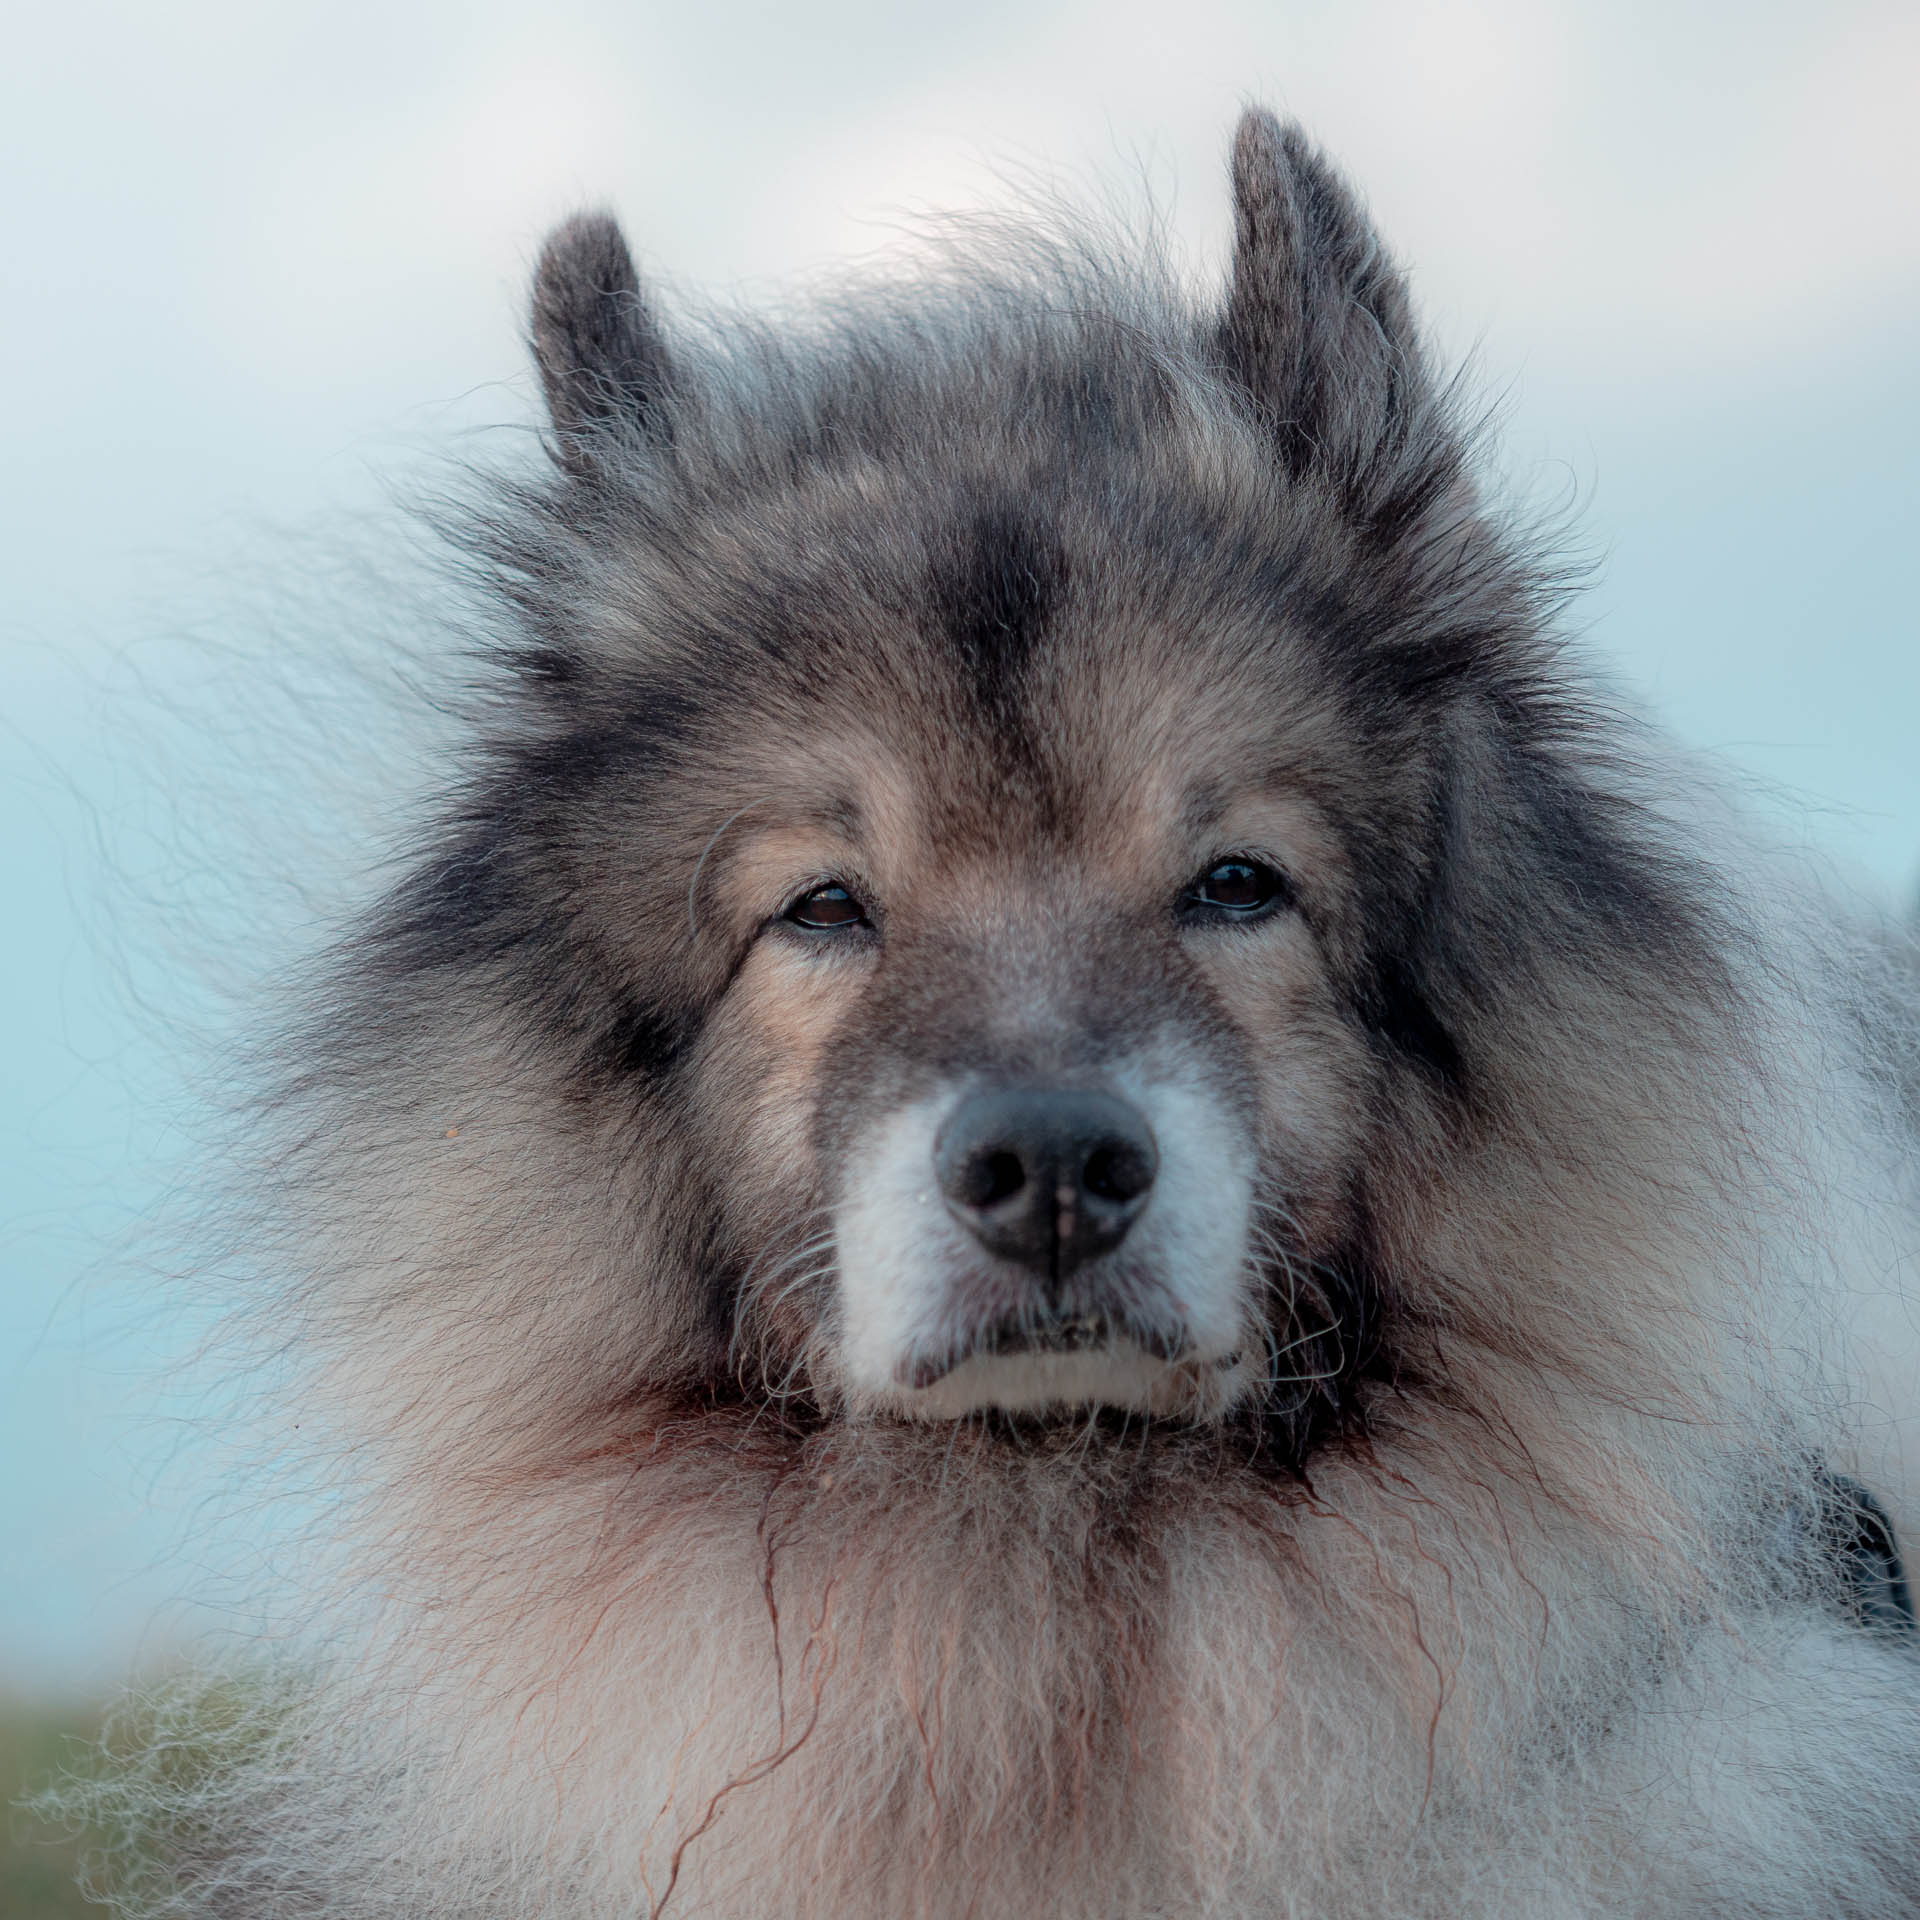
left=3, top=0, right=1918, bottom=1693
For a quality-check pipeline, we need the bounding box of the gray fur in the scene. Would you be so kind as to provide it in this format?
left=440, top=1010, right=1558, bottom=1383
left=531, top=210, right=679, bottom=459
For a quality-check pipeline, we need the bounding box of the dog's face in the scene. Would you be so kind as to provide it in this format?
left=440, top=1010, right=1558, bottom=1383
left=672, top=543, right=1379, bottom=1424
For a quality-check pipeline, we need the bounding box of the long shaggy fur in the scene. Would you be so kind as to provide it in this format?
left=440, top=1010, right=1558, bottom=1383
left=75, top=110, right=1920, bottom=1917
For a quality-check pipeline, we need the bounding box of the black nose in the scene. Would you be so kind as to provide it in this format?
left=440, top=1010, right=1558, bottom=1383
left=934, top=1087, right=1158, bottom=1281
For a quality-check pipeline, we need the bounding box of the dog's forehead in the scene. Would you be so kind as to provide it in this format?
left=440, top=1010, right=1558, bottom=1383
left=820, top=512, right=1312, bottom=737
left=692, top=645, right=1361, bottom=929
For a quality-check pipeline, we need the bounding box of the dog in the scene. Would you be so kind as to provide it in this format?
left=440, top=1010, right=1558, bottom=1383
left=104, top=108, right=1920, bottom=1918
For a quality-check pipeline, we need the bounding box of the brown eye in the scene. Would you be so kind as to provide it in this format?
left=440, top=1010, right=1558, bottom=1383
left=1183, top=858, right=1290, bottom=920
left=785, top=883, right=870, bottom=931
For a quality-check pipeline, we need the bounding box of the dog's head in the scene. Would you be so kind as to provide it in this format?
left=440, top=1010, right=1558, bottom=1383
left=346, top=114, right=1726, bottom=1461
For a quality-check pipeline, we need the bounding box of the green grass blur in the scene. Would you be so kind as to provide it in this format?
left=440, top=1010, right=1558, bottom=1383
left=5, top=1675, right=284, bottom=1917
left=3, top=1700, right=106, bottom=1917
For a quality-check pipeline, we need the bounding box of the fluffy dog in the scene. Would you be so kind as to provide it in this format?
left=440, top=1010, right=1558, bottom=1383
left=106, top=110, right=1920, bottom=1917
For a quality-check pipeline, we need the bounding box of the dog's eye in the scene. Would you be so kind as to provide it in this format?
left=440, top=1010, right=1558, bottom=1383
left=785, top=883, right=870, bottom=931
left=1182, top=858, right=1291, bottom=920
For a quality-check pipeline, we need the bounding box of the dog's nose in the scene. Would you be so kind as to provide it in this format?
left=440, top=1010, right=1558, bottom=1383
left=934, top=1087, right=1157, bottom=1280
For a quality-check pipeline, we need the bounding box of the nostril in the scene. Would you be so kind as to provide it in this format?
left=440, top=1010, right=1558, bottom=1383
left=961, top=1148, right=1027, bottom=1211
left=934, top=1084, right=1158, bottom=1279
left=1083, top=1140, right=1154, bottom=1206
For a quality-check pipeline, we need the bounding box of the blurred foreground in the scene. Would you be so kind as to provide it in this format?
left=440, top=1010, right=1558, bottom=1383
left=3, top=1680, right=260, bottom=1919
left=4, top=1699, right=104, bottom=1918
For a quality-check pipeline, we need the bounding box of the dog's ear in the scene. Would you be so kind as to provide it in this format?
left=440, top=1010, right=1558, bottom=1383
left=531, top=212, right=677, bottom=467
left=1217, top=110, right=1433, bottom=508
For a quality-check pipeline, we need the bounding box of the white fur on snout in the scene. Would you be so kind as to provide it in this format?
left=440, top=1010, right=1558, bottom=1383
left=832, top=1073, right=1257, bottom=1420
left=1109, top=1071, right=1256, bottom=1367
left=832, top=1094, right=955, bottom=1401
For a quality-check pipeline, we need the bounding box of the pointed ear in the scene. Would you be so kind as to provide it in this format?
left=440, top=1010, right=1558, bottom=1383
left=1216, top=110, right=1434, bottom=508
left=530, top=213, right=677, bottom=464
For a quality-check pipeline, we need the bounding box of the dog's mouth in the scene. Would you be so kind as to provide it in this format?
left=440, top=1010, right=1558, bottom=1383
left=896, top=1306, right=1200, bottom=1391
left=875, top=1286, right=1255, bottom=1422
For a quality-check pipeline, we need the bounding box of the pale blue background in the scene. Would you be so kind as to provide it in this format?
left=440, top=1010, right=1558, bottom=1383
left=4, top=0, right=1917, bottom=1693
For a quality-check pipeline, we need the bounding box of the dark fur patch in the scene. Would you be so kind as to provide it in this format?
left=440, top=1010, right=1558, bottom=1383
left=516, top=646, right=587, bottom=689
left=930, top=502, right=1069, bottom=726
left=1822, top=1476, right=1918, bottom=1637
left=376, top=821, right=527, bottom=973
left=596, top=996, right=700, bottom=1082
left=1502, top=744, right=1709, bottom=960
left=1359, top=952, right=1465, bottom=1087
left=1246, top=1237, right=1388, bottom=1474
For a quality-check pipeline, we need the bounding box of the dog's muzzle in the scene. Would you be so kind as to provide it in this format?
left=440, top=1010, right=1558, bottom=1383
left=831, top=1069, right=1255, bottom=1417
